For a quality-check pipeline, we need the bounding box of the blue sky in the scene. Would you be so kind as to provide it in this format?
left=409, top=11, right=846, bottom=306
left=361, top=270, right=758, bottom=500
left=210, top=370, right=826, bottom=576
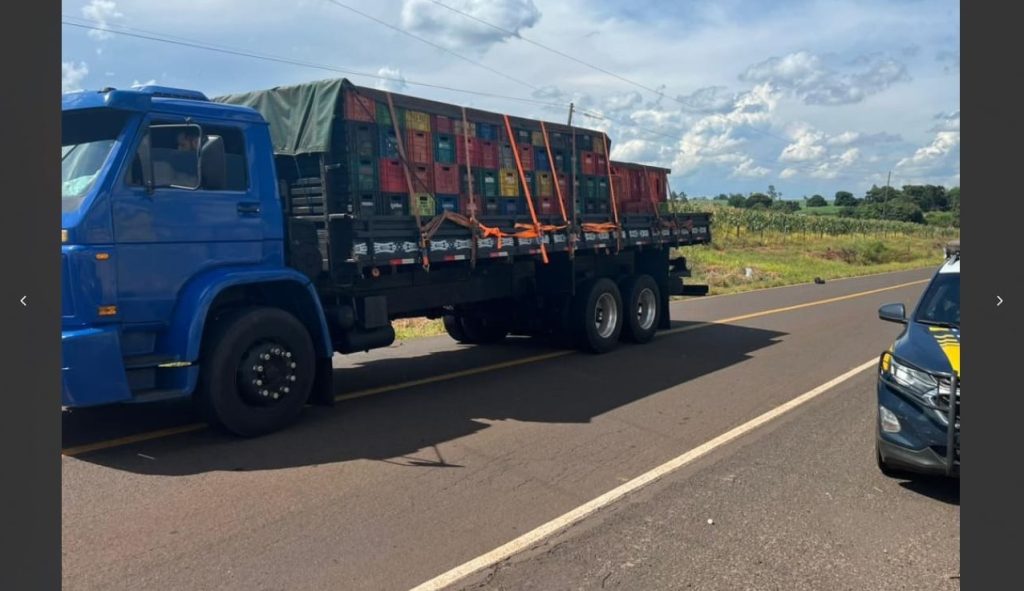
left=62, top=0, right=960, bottom=198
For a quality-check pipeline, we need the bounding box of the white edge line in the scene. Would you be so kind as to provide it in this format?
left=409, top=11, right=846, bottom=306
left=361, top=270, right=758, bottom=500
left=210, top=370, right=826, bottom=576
left=409, top=357, right=879, bottom=591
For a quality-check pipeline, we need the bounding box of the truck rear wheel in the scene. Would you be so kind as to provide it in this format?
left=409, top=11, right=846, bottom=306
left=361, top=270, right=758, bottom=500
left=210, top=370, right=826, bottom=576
left=620, top=274, right=661, bottom=344
left=196, top=307, right=315, bottom=437
left=572, top=278, right=623, bottom=354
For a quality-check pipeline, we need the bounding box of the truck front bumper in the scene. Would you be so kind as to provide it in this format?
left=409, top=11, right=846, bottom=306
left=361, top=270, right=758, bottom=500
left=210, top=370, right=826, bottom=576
left=62, top=326, right=132, bottom=407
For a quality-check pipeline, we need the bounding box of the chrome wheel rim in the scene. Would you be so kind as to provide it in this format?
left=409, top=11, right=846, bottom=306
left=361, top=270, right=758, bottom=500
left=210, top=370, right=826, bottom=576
left=637, top=287, right=657, bottom=330
left=595, top=292, right=619, bottom=339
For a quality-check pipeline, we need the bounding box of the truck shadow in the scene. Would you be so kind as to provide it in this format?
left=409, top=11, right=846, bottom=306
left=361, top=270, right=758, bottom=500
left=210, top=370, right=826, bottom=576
left=67, top=321, right=786, bottom=475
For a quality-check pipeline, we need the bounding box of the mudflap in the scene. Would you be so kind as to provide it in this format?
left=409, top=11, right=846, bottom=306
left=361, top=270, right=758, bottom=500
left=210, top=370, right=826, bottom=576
left=309, top=356, right=335, bottom=406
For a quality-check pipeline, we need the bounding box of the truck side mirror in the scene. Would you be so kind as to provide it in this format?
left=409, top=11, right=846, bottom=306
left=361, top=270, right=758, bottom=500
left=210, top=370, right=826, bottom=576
left=878, top=303, right=906, bottom=324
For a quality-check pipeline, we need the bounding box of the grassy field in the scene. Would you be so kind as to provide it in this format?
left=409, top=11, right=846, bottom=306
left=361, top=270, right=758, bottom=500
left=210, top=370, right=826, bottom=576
left=798, top=203, right=842, bottom=216
left=682, top=230, right=948, bottom=295
left=390, top=230, right=952, bottom=340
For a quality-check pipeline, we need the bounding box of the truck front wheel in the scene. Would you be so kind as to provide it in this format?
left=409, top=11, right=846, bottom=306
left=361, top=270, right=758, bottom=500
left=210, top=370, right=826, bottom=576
left=196, top=307, right=315, bottom=437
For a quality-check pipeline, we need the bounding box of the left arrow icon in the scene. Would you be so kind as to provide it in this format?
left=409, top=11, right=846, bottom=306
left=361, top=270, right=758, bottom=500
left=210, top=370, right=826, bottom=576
left=20, top=296, right=27, bottom=306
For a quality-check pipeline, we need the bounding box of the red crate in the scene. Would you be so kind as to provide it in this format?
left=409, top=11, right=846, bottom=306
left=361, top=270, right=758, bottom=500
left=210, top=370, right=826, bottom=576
left=406, top=130, right=433, bottom=164
left=344, top=92, right=376, bottom=123
left=479, top=140, right=499, bottom=169
left=595, top=153, right=608, bottom=176
left=581, top=151, right=597, bottom=175
left=379, top=158, right=407, bottom=193
left=411, top=163, right=433, bottom=193
left=611, top=171, right=627, bottom=203
left=456, top=136, right=479, bottom=166
left=555, top=173, right=569, bottom=200
left=538, top=195, right=555, bottom=216
left=433, top=115, right=453, bottom=134
left=517, top=143, right=534, bottom=171
left=434, top=163, right=459, bottom=194
left=646, top=170, right=665, bottom=202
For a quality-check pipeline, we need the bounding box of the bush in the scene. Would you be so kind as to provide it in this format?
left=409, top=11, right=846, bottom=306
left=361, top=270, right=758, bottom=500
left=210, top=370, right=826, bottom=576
left=807, top=195, right=827, bottom=207
left=835, top=191, right=858, bottom=207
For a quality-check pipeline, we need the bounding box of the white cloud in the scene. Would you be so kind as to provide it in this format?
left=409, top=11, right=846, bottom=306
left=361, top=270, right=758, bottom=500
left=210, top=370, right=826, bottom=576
left=131, top=79, right=158, bottom=88
left=673, top=83, right=779, bottom=176
left=896, top=131, right=960, bottom=173
left=740, top=50, right=910, bottom=106
left=931, top=109, right=960, bottom=132
left=375, top=66, right=408, bottom=92
left=82, top=0, right=124, bottom=41
left=675, top=86, right=736, bottom=114
left=779, top=125, right=827, bottom=162
left=400, top=0, right=540, bottom=51
left=732, top=158, right=770, bottom=178
left=62, top=61, right=89, bottom=93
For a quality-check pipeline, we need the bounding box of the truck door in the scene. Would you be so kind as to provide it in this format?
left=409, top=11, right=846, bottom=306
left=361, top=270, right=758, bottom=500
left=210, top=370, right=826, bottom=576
left=111, top=117, right=265, bottom=325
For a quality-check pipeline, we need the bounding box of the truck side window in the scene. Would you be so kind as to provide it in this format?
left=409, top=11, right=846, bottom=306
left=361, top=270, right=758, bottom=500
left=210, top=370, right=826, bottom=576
left=200, top=125, right=250, bottom=192
left=127, top=123, right=249, bottom=192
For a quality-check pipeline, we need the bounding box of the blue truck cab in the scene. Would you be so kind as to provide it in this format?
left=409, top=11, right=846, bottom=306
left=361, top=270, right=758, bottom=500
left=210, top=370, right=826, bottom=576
left=62, top=86, right=334, bottom=435
left=874, top=244, right=960, bottom=477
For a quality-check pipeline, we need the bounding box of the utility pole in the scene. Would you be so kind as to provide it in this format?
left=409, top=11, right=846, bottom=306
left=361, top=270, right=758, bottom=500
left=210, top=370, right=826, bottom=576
left=567, top=102, right=575, bottom=126
left=883, top=169, right=891, bottom=221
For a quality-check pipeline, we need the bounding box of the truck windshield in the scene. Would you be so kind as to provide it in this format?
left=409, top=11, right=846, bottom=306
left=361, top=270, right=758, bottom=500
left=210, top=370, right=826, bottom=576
left=62, top=109, right=131, bottom=213
left=915, top=272, right=960, bottom=328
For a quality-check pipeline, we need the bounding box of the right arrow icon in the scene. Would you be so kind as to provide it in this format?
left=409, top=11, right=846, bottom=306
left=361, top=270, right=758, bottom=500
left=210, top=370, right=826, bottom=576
left=997, top=296, right=1004, bottom=307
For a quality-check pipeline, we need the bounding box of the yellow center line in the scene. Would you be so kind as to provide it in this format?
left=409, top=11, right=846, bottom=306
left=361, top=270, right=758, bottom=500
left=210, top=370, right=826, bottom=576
left=62, top=423, right=207, bottom=457
left=61, top=277, right=928, bottom=457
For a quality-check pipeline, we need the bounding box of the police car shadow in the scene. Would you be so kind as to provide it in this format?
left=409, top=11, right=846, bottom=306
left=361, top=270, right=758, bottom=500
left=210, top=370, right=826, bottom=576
left=897, top=476, right=960, bottom=505
left=70, top=320, right=787, bottom=476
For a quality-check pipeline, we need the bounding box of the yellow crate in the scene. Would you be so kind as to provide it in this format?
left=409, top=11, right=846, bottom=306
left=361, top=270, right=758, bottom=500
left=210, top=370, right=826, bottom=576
left=531, top=130, right=546, bottom=147
left=405, top=110, right=432, bottom=133
left=593, top=136, right=606, bottom=154
left=453, top=120, right=477, bottom=137
left=499, top=169, right=520, bottom=197
left=412, top=193, right=435, bottom=217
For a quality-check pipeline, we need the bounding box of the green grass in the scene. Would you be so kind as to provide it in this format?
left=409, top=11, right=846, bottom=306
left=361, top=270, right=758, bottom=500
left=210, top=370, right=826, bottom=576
left=391, top=229, right=954, bottom=340
left=680, top=230, right=949, bottom=296
left=392, top=316, right=446, bottom=340
left=798, top=203, right=842, bottom=216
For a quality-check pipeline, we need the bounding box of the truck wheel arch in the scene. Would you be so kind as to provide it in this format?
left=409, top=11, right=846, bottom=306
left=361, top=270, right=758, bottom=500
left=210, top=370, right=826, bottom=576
left=161, top=267, right=333, bottom=363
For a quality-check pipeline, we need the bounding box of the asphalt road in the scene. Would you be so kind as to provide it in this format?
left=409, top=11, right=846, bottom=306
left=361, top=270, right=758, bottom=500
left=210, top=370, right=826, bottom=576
left=61, top=268, right=958, bottom=591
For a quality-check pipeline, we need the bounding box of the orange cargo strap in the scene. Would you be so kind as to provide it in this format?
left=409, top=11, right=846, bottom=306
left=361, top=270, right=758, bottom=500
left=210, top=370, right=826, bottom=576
left=601, top=133, right=623, bottom=252
left=502, top=114, right=549, bottom=264
left=461, top=107, right=478, bottom=267
left=539, top=120, right=574, bottom=258
left=385, top=92, right=430, bottom=270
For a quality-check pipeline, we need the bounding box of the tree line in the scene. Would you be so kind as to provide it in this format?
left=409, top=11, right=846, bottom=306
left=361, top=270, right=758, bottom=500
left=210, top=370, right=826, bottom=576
left=671, top=184, right=960, bottom=227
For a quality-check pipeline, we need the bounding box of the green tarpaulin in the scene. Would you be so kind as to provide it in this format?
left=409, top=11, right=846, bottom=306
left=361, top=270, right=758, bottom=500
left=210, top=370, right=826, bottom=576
left=213, top=78, right=345, bottom=156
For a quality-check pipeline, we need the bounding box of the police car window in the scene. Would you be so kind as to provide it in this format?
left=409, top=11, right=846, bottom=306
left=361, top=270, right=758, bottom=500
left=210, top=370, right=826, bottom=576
left=915, top=274, right=960, bottom=326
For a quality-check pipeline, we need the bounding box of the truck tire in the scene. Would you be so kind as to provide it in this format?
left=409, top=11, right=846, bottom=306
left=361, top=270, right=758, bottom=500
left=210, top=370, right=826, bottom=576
left=196, top=307, right=315, bottom=437
left=620, top=274, right=661, bottom=344
left=442, top=314, right=469, bottom=342
left=444, top=314, right=507, bottom=344
left=572, top=278, right=623, bottom=354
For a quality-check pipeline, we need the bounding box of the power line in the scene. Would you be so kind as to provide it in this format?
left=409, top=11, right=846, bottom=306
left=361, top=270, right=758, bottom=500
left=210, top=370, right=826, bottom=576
left=421, top=0, right=793, bottom=146
left=424, top=0, right=669, bottom=98
left=322, top=0, right=539, bottom=91
left=62, top=17, right=812, bottom=177
left=61, top=19, right=563, bottom=108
